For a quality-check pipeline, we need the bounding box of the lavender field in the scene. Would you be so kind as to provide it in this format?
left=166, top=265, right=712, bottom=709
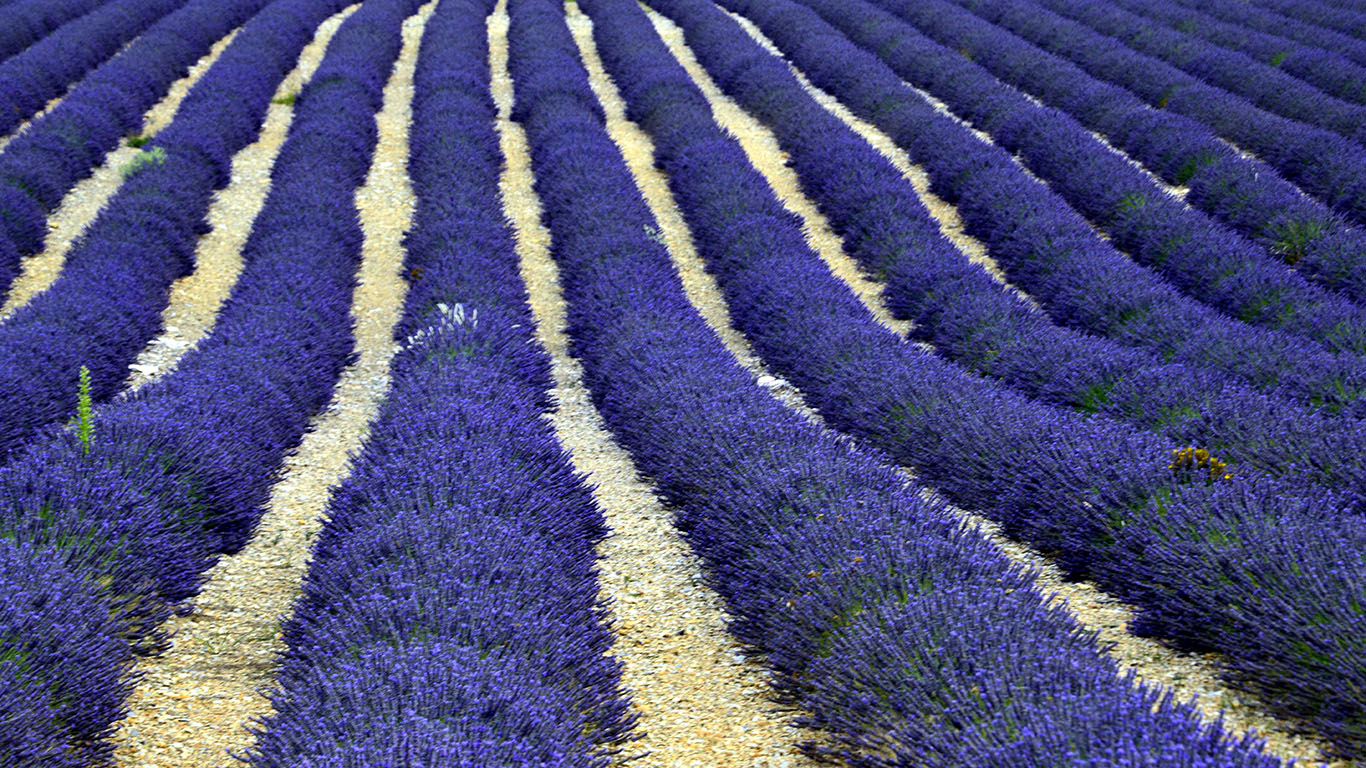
left=2, top=0, right=1366, bottom=765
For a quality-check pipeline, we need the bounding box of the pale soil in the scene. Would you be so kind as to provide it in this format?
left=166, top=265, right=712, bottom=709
left=109, top=4, right=423, bottom=765
left=126, top=7, right=362, bottom=390
left=498, top=3, right=813, bottom=764
left=723, top=10, right=1038, bottom=306
left=648, top=7, right=1337, bottom=766
left=0, top=32, right=148, bottom=151
left=0, top=93, right=64, bottom=152
left=0, top=28, right=240, bottom=321
left=14, top=0, right=1345, bottom=765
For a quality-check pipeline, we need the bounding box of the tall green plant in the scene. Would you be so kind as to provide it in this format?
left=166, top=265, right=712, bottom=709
left=76, top=365, right=93, bottom=455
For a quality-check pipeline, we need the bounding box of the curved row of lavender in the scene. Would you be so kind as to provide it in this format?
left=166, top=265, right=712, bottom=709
left=860, top=0, right=1366, bottom=316
left=0, top=0, right=109, bottom=63
left=246, top=2, right=637, bottom=761
left=780, top=0, right=1366, bottom=368
left=662, top=0, right=1366, bottom=509
left=673, top=1, right=1362, bottom=415
left=516, top=0, right=1283, bottom=763
left=1101, top=0, right=1366, bottom=105
left=1269, top=0, right=1366, bottom=35
left=0, top=0, right=190, bottom=138
left=0, top=0, right=409, bottom=762
left=0, top=0, right=270, bottom=297
left=943, top=0, right=1366, bottom=233
left=772, top=0, right=1366, bottom=415
left=0, top=0, right=342, bottom=460
left=1255, top=0, right=1366, bottom=38
left=1023, top=0, right=1366, bottom=145
left=1193, top=0, right=1366, bottom=67
left=642, top=0, right=1366, bottom=757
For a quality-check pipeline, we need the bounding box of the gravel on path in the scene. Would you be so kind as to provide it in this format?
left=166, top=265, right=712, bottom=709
left=496, top=3, right=812, bottom=764
left=0, top=27, right=240, bottom=321
left=0, top=93, right=64, bottom=152
left=648, top=7, right=1337, bottom=766
left=646, top=10, right=912, bottom=341
left=125, top=6, right=362, bottom=390
left=108, top=4, right=424, bottom=766
left=720, top=11, right=1033, bottom=304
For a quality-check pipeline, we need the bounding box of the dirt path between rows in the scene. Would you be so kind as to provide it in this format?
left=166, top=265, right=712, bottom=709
left=109, top=4, right=425, bottom=765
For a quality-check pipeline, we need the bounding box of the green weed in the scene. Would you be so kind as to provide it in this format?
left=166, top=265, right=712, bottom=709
left=120, top=146, right=167, bottom=179
left=76, top=365, right=93, bottom=455
left=1270, top=217, right=1326, bottom=265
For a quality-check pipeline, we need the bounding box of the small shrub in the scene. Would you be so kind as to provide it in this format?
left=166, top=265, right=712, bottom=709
left=1169, top=446, right=1231, bottom=483
left=124, top=135, right=149, bottom=148
left=120, top=146, right=167, bottom=179
left=271, top=91, right=298, bottom=106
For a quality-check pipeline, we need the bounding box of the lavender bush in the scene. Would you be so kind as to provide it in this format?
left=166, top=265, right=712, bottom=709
left=0, top=0, right=109, bottom=64
left=942, top=0, right=1366, bottom=230
left=513, top=0, right=1288, bottom=762
left=644, top=0, right=1366, bottom=755
left=860, top=0, right=1366, bottom=314
left=0, top=0, right=191, bottom=138
left=1100, top=0, right=1366, bottom=105
left=1017, top=0, right=1366, bottom=144
left=637, top=0, right=1366, bottom=511
left=245, top=1, right=637, bottom=761
left=0, top=0, right=339, bottom=457
left=1176, top=0, right=1366, bottom=69
left=0, top=0, right=411, bottom=761
left=784, top=0, right=1366, bottom=361
left=699, top=0, right=1366, bottom=417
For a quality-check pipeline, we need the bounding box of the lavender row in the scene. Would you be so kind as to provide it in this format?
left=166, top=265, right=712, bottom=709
left=0, top=0, right=109, bottom=63
left=0, top=0, right=339, bottom=459
left=1178, top=0, right=1366, bottom=70
left=783, top=0, right=1366, bottom=368
left=1020, top=0, right=1366, bottom=145
left=675, top=0, right=1366, bottom=508
left=0, top=0, right=269, bottom=297
left=648, top=0, right=1366, bottom=756
left=865, top=0, right=1366, bottom=317
left=1103, top=0, right=1366, bottom=105
left=942, top=0, right=1366, bottom=235
left=1250, top=0, right=1366, bottom=42
left=247, top=3, right=636, bottom=760
left=0, top=0, right=191, bottom=138
left=0, top=0, right=404, bottom=762
left=517, top=0, right=1284, bottom=763
left=786, top=0, right=1366, bottom=412
left=737, top=0, right=1363, bottom=411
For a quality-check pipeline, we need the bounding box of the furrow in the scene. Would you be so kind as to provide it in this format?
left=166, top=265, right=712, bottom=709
left=125, top=5, right=360, bottom=390
left=0, top=0, right=191, bottom=138
left=567, top=5, right=805, bottom=409
left=0, top=26, right=240, bottom=321
left=637, top=7, right=1328, bottom=765
left=645, top=16, right=907, bottom=339
left=108, top=4, right=427, bottom=765
left=632, top=0, right=1366, bottom=755
left=0, top=92, right=63, bottom=152
left=493, top=3, right=811, bottom=764
left=721, top=9, right=1033, bottom=306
